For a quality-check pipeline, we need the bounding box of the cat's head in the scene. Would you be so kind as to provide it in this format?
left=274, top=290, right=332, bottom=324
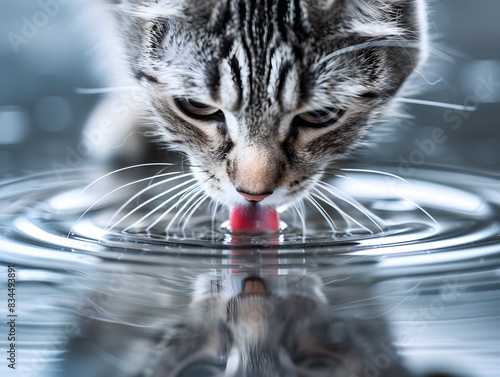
left=145, top=274, right=413, bottom=377
left=122, top=0, right=427, bottom=208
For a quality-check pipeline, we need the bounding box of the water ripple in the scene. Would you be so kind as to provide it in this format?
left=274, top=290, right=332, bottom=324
left=0, top=165, right=498, bottom=271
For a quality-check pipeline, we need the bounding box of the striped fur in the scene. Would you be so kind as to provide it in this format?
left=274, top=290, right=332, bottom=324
left=111, top=0, right=427, bottom=208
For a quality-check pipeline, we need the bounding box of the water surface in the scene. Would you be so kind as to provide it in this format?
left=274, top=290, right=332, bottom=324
left=0, top=164, right=499, bottom=377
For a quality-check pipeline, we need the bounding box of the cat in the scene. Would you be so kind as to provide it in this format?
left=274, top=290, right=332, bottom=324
left=60, top=270, right=423, bottom=377
left=144, top=273, right=417, bottom=377
left=85, top=0, right=428, bottom=213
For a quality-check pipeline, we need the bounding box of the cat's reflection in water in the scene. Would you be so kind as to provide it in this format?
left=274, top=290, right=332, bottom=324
left=62, top=271, right=420, bottom=377
left=155, top=275, right=376, bottom=377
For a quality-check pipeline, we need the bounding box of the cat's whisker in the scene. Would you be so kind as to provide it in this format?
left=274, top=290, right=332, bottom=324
left=180, top=194, right=210, bottom=234
left=298, top=199, right=308, bottom=237
left=311, top=188, right=374, bottom=234
left=340, top=283, right=421, bottom=319
left=172, top=178, right=209, bottom=213
left=395, top=40, right=445, bottom=87
left=315, top=39, right=421, bottom=68
left=396, top=97, right=477, bottom=111
left=79, top=163, right=176, bottom=194
left=110, top=178, right=199, bottom=232
left=165, top=185, right=207, bottom=234
left=174, top=178, right=207, bottom=208
left=290, top=202, right=307, bottom=240
left=340, top=168, right=410, bottom=184
left=123, top=181, right=201, bottom=233
left=210, top=200, right=222, bottom=233
left=105, top=173, right=196, bottom=230
left=425, top=44, right=458, bottom=64
left=358, top=293, right=419, bottom=320
left=109, top=172, right=195, bottom=216
left=315, top=181, right=384, bottom=233
left=303, top=191, right=337, bottom=233
left=144, top=179, right=208, bottom=232
left=68, top=170, right=190, bottom=237
left=75, top=86, right=137, bottom=95
left=338, top=169, right=440, bottom=228
left=142, top=166, right=181, bottom=197
left=316, top=37, right=444, bottom=88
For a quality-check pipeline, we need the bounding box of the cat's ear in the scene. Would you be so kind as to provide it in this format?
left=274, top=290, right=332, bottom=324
left=311, top=0, right=426, bottom=39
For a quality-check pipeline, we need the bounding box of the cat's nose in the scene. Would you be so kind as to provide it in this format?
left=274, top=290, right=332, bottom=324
left=240, top=277, right=268, bottom=295
left=238, top=191, right=273, bottom=202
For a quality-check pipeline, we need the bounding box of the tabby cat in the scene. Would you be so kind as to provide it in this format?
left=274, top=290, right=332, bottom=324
left=61, top=271, right=418, bottom=377
left=88, top=0, right=427, bottom=210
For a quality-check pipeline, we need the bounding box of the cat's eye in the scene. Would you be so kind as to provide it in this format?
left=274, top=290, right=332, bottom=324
left=294, top=108, right=345, bottom=128
left=175, top=98, right=224, bottom=120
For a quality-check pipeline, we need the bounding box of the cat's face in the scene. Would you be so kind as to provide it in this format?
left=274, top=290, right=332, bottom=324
left=145, top=274, right=412, bottom=377
left=148, top=275, right=366, bottom=377
left=127, top=0, right=426, bottom=208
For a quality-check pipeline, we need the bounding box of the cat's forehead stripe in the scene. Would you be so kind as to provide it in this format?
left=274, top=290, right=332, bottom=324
left=216, top=56, right=243, bottom=111
left=207, top=0, right=310, bottom=108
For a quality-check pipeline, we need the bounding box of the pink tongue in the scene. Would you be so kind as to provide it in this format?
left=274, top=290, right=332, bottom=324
left=229, top=206, right=280, bottom=233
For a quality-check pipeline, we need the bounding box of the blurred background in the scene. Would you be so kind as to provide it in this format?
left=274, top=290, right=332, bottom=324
left=0, top=0, right=499, bottom=178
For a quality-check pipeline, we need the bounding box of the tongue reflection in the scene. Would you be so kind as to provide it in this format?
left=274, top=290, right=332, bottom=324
left=229, top=206, right=280, bottom=234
